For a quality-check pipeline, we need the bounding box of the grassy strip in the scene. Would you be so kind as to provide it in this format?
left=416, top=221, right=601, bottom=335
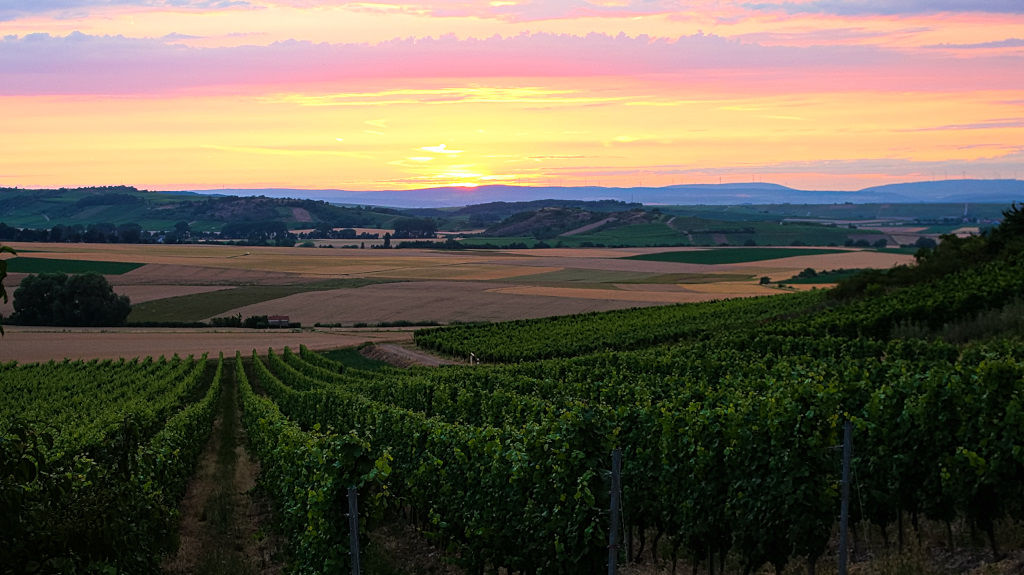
left=129, top=278, right=401, bottom=323
left=5, top=257, right=144, bottom=275
left=316, top=347, right=390, bottom=372
left=784, top=269, right=867, bottom=285
left=626, top=247, right=847, bottom=265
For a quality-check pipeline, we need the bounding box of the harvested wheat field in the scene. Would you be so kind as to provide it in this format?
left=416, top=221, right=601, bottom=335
left=0, top=243, right=916, bottom=358
left=109, top=285, right=232, bottom=304
left=220, top=280, right=665, bottom=325
left=485, top=284, right=737, bottom=303
left=0, top=326, right=412, bottom=363
left=727, top=250, right=915, bottom=281
left=115, top=264, right=309, bottom=286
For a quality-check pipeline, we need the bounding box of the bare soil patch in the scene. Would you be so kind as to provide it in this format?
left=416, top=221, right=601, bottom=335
left=560, top=216, right=617, bottom=236
left=361, top=343, right=459, bottom=367
left=163, top=368, right=285, bottom=575
left=368, top=523, right=463, bottom=575
left=291, top=207, right=313, bottom=222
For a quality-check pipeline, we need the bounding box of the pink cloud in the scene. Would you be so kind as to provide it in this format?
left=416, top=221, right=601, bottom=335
left=2, top=30, right=1022, bottom=95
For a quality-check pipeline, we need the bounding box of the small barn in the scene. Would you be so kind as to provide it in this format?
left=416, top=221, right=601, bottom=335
left=268, top=315, right=290, bottom=328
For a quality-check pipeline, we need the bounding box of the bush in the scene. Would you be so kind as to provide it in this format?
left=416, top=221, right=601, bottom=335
left=243, top=315, right=269, bottom=329
left=211, top=314, right=243, bottom=327
left=11, top=272, right=130, bottom=326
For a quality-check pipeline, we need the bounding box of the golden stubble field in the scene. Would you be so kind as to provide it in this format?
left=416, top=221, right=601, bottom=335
left=0, top=243, right=915, bottom=362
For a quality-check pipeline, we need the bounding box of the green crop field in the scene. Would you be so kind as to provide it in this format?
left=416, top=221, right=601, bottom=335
left=783, top=269, right=867, bottom=284
left=4, top=258, right=145, bottom=275
left=627, top=247, right=848, bottom=265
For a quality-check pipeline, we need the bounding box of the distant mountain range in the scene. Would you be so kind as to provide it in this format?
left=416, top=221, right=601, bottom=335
left=193, top=179, right=1024, bottom=209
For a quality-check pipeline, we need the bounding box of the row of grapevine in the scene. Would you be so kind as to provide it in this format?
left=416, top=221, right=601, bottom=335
left=770, top=256, right=1024, bottom=339
left=282, top=339, right=1024, bottom=573
left=0, top=354, right=205, bottom=455
left=413, top=290, right=823, bottom=362
left=142, top=353, right=224, bottom=503
left=1, top=354, right=222, bottom=574
left=254, top=349, right=612, bottom=574
left=235, top=352, right=385, bottom=575
left=413, top=252, right=1023, bottom=364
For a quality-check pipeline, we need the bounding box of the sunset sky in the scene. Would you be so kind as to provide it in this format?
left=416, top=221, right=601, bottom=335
left=1, top=0, right=1023, bottom=193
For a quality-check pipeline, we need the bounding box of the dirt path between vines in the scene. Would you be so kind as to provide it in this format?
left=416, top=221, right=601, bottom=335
left=162, top=368, right=285, bottom=575
left=360, top=342, right=461, bottom=367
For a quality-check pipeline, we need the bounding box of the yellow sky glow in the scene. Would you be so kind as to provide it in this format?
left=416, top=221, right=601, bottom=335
left=1, top=1, right=1023, bottom=191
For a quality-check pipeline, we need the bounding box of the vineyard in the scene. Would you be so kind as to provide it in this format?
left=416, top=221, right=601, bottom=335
left=2, top=208, right=1023, bottom=574
left=1, top=354, right=222, bottom=572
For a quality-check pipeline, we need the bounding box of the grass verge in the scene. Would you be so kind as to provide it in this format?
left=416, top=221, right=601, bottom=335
left=318, top=347, right=390, bottom=372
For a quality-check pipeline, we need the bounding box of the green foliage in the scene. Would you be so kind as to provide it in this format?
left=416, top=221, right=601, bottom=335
left=392, top=217, right=437, bottom=238
left=11, top=272, right=131, bottom=327
left=415, top=291, right=822, bottom=362
left=0, top=244, right=14, bottom=335
left=308, top=345, right=389, bottom=372
left=833, top=202, right=1024, bottom=300
left=0, top=354, right=218, bottom=574
left=286, top=330, right=1024, bottom=574
left=236, top=352, right=387, bottom=575
left=210, top=313, right=243, bottom=327
left=141, top=354, right=224, bottom=503
left=243, top=315, right=269, bottom=329
left=255, top=348, right=611, bottom=573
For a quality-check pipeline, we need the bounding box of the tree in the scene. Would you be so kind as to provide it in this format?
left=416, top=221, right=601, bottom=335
left=392, top=218, right=437, bottom=239
left=383, top=232, right=392, bottom=248
left=174, top=221, right=191, bottom=238
left=873, top=238, right=888, bottom=249
left=0, top=244, right=15, bottom=335
left=11, top=272, right=131, bottom=327
left=117, top=223, right=143, bottom=243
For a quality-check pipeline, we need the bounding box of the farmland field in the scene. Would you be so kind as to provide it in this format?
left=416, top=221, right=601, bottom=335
left=4, top=257, right=145, bottom=274
left=627, top=247, right=849, bottom=264
left=2, top=209, right=1023, bottom=575
left=0, top=241, right=915, bottom=361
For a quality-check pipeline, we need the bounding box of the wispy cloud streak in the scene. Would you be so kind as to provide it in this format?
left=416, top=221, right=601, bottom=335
left=745, top=0, right=1024, bottom=16
left=3, top=31, right=1023, bottom=95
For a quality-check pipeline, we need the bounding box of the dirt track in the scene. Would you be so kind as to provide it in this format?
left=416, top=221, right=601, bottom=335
left=360, top=343, right=459, bottom=367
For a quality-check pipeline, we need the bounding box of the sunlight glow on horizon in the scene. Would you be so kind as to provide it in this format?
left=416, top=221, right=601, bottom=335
left=1, top=1, right=1023, bottom=192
